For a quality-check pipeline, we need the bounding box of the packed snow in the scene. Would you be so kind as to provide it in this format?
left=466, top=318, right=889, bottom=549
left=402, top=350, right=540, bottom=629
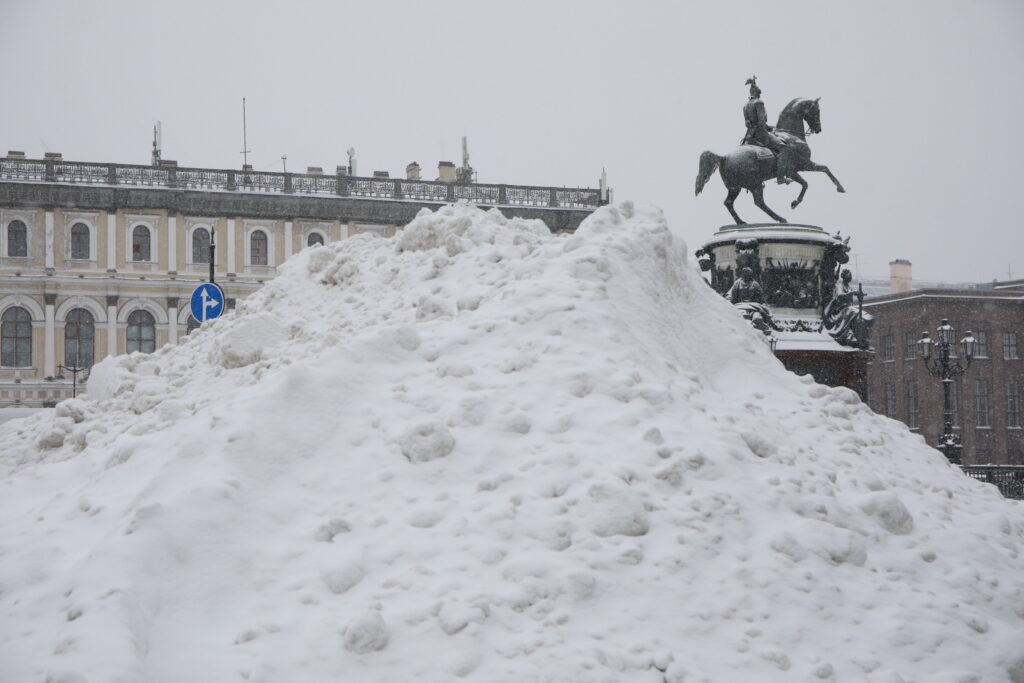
left=1, top=202, right=1022, bottom=683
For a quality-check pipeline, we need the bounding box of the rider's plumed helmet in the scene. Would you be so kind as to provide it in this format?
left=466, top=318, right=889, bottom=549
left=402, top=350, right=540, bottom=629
left=745, top=76, right=761, bottom=98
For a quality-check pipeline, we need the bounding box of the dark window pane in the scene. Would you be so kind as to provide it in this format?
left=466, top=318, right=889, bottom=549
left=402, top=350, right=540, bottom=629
left=64, top=308, right=95, bottom=368
left=251, top=230, right=268, bottom=265
left=132, top=225, right=151, bottom=262
left=71, top=223, right=90, bottom=260
left=7, top=220, right=28, bottom=257
left=307, top=232, right=324, bottom=247
left=1, top=306, right=33, bottom=367
left=975, top=379, right=991, bottom=427
left=192, top=227, right=210, bottom=264
left=1003, top=332, right=1018, bottom=360
left=974, top=331, right=989, bottom=358
left=186, top=315, right=201, bottom=334
left=126, top=309, right=156, bottom=353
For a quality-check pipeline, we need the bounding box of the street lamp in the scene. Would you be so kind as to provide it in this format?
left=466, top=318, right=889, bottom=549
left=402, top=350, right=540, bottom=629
left=916, top=318, right=975, bottom=465
left=45, top=363, right=89, bottom=399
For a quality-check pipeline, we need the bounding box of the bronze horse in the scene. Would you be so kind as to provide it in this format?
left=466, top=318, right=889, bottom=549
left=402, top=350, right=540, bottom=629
left=695, top=98, right=845, bottom=224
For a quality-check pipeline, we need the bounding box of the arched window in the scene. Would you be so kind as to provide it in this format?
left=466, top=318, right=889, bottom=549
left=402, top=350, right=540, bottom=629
left=307, top=232, right=324, bottom=247
left=250, top=230, right=268, bottom=265
left=192, top=227, right=210, bottom=264
left=1, top=306, right=33, bottom=367
left=71, top=222, right=90, bottom=260
left=126, top=309, right=156, bottom=354
left=132, top=225, right=151, bottom=262
left=186, top=315, right=201, bottom=335
left=7, top=220, right=27, bottom=257
left=64, top=308, right=95, bottom=368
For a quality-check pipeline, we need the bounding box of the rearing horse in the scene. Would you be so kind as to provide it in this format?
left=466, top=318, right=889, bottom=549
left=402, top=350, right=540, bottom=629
left=695, top=97, right=845, bottom=224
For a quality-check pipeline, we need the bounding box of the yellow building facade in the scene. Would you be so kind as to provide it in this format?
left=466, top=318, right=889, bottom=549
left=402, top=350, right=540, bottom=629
left=0, top=154, right=603, bottom=405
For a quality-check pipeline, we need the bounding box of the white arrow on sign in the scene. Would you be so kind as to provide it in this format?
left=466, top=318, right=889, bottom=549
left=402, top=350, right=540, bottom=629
left=200, top=287, right=221, bottom=322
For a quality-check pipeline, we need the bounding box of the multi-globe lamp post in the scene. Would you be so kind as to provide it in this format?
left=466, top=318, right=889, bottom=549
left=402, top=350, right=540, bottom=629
left=916, top=319, right=976, bottom=465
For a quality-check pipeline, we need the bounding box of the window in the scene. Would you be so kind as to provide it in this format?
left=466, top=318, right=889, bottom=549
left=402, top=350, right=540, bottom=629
left=975, top=379, right=991, bottom=427
left=975, top=448, right=993, bottom=464
left=132, top=225, right=151, bottom=262
left=1008, top=379, right=1021, bottom=428
left=250, top=230, right=268, bottom=266
left=974, top=331, right=989, bottom=359
left=70, top=222, right=90, bottom=260
left=1, top=306, right=33, bottom=367
left=881, top=333, right=894, bottom=361
left=906, top=380, right=919, bottom=429
left=64, top=308, right=95, bottom=368
left=1009, top=449, right=1024, bottom=465
left=884, top=381, right=897, bottom=417
left=126, top=309, right=156, bottom=354
left=1004, top=332, right=1019, bottom=360
left=186, top=315, right=201, bottom=335
left=7, top=220, right=28, bottom=257
left=307, top=232, right=324, bottom=247
left=904, top=331, right=917, bottom=360
left=192, top=227, right=210, bottom=264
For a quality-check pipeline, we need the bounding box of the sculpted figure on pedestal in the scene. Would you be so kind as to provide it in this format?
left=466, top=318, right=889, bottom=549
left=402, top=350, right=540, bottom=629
left=696, top=77, right=846, bottom=224
left=823, top=269, right=874, bottom=349
left=741, top=77, right=794, bottom=186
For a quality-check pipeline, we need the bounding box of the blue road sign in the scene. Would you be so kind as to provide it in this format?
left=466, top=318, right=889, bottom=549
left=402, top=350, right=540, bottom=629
left=190, top=283, right=226, bottom=323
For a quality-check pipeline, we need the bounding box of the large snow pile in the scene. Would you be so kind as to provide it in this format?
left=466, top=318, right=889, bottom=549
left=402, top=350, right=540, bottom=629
left=2, top=203, right=1023, bottom=683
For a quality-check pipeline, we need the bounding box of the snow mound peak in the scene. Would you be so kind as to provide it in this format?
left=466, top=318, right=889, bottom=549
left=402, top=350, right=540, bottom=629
left=2, top=202, right=1023, bottom=683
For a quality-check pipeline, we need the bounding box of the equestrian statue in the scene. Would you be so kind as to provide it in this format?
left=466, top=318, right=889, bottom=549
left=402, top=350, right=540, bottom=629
left=695, top=76, right=846, bottom=224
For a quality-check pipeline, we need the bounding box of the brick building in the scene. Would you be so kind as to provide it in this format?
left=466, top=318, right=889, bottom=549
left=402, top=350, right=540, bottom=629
left=863, top=280, right=1024, bottom=465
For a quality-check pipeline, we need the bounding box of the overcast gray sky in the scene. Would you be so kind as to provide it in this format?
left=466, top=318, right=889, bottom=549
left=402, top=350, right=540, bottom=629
left=2, top=0, right=1022, bottom=282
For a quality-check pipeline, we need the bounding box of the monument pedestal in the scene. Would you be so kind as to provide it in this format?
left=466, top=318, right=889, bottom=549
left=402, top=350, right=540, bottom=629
left=696, top=223, right=873, bottom=399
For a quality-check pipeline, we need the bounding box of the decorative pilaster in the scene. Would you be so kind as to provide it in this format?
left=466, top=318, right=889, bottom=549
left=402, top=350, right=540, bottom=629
left=106, top=213, right=117, bottom=272
left=45, top=210, right=55, bottom=270
left=284, top=220, right=293, bottom=259
left=44, top=293, right=56, bottom=377
left=226, top=219, right=236, bottom=276
left=167, top=215, right=177, bottom=275
left=167, top=297, right=179, bottom=345
left=106, top=295, right=118, bottom=358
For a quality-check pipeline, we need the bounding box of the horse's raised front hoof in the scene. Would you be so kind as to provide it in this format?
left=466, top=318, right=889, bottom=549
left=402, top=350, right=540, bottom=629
left=837, top=186, right=846, bottom=193
left=790, top=200, right=800, bottom=210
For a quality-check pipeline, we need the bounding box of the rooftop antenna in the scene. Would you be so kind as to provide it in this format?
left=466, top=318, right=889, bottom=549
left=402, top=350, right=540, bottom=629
left=457, top=135, right=475, bottom=183
left=240, top=97, right=252, bottom=168
left=151, top=121, right=162, bottom=166
left=281, top=153, right=287, bottom=173
left=600, top=167, right=608, bottom=203
left=347, top=147, right=356, bottom=177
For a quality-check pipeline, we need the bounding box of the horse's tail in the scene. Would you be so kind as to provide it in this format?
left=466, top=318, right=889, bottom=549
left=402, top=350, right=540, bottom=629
left=695, top=151, right=723, bottom=196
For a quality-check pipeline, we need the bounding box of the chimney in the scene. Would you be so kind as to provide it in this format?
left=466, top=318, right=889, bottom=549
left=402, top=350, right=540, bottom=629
left=437, top=161, right=456, bottom=183
left=336, top=165, right=349, bottom=176
left=306, top=166, right=323, bottom=175
left=44, top=152, right=63, bottom=162
left=406, top=162, right=421, bottom=181
left=373, top=170, right=390, bottom=179
left=889, top=259, right=912, bottom=293
left=6, top=151, right=26, bottom=159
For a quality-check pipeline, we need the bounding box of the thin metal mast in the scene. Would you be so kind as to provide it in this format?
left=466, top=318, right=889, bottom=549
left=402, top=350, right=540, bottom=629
left=241, top=97, right=251, bottom=167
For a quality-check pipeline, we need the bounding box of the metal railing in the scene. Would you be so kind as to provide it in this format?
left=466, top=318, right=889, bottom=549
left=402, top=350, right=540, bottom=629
left=961, top=465, right=1024, bottom=500
left=0, top=158, right=606, bottom=209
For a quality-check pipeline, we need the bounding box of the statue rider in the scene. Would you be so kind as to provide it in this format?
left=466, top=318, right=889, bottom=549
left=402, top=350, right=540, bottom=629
left=742, top=76, right=794, bottom=185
